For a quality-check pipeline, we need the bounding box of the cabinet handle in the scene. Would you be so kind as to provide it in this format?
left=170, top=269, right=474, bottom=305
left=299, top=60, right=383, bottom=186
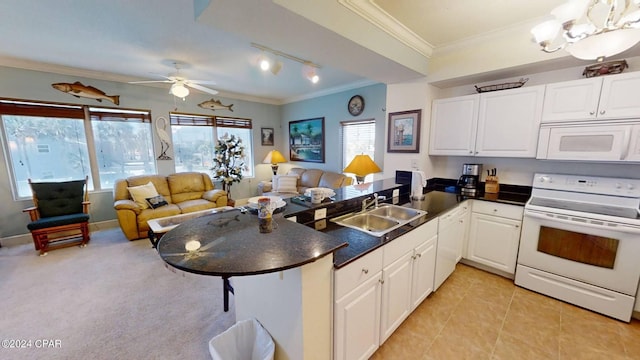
left=379, top=279, right=385, bottom=284
left=600, top=110, right=605, bottom=115
left=469, top=150, right=473, bottom=154
left=475, top=151, right=479, bottom=154
left=589, top=111, right=595, bottom=115
left=515, top=224, right=520, bottom=228
left=362, top=268, right=369, bottom=274
left=416, top=253, right=422, bottom=258
left=459, top=219, right=464, bottom=223
left=493, top=209, right=498, bottom=212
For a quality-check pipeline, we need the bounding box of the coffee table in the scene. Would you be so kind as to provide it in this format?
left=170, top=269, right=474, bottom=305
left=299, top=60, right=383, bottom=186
left=147, top=206, right=234, bottom=248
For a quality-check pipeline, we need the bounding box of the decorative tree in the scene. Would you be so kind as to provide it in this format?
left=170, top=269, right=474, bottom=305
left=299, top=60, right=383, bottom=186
left=211, top=134, right=246, bottom=199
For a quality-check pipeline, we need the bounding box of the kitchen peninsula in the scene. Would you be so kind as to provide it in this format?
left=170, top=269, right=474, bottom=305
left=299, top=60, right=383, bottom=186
left=158, top=177, right=531, bottom=360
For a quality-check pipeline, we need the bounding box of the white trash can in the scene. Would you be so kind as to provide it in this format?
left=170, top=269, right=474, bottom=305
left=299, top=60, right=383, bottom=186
left=209, top=318, right=275, bottom=360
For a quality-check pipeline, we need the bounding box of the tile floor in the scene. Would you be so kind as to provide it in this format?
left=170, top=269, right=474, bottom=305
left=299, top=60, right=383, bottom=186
left=371, top=263, right=640, bottom=360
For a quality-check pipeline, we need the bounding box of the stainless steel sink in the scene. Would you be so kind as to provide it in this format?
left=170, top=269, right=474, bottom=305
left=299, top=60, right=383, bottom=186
left=339, top=213, right=399, bottom=232
left=367, top=204, right=424, bottom=221
left=331, top=204, right=427, bottom=237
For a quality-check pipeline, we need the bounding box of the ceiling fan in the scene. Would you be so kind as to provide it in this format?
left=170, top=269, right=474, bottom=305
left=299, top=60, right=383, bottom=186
left=128, top=62, right=218, bottom=98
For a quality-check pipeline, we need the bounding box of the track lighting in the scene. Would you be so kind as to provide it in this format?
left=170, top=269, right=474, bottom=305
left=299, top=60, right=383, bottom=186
left=306, top=66, right=319, bottom=84
left=251, top=42, right=321, bottom=83
left=259, top=53, right=271, bottom=71
left=271, top=60, right=283, bottom=75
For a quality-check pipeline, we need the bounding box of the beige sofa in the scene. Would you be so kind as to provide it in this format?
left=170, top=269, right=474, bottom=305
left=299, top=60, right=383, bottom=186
left=113, top=172, right=227, bottom=240
left=258, top=168, right=353, bottom=197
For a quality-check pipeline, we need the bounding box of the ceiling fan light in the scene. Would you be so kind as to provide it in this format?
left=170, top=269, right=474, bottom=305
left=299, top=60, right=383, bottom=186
left=565, top=28, right=640, bottom=59
left=170, top=83, right=189, bottom=98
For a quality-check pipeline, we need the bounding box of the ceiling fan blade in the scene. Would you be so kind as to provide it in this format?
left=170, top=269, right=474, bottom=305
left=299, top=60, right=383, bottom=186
left=187, top=83, right=219, bottom=95
left=128, top=80, right=173, bottom=84
left=187, top=80, right=217, bottom=85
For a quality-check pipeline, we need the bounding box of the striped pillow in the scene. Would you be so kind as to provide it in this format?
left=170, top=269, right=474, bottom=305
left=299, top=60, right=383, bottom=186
left=272, top=175, right=298, bottom=193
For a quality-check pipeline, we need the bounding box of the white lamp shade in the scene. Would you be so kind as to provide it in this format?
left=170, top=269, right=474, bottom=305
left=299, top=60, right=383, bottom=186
left=170, top=83, right=189, bottom=98
left=566, top=28, right=640, bottom=59
left=531, top=19, right=561, bottom=43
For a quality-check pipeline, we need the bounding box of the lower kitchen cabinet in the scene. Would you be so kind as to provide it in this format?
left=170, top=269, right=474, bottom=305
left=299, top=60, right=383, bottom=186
left=380, top=251, right=413, bottom=343
left=410, top=232, right=437, bottom=310
left=334, top=272, right=382, bottom=360
left=334, top=220, right=438, bottom=359
left=467, top=201, right=523, bottom=275
left=334, top=247, right=383, bottom=360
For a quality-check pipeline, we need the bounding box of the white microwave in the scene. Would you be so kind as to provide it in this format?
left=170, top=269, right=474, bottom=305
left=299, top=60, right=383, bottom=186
left=536, top=120, right=640, bottom=162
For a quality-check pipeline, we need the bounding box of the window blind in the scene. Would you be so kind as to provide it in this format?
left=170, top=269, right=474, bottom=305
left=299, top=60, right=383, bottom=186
left=341, top=119, right=376, bottom=169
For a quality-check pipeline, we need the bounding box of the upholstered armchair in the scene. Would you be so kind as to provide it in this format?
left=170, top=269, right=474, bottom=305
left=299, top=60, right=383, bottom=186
left=23, top=176, right=91, bottom=256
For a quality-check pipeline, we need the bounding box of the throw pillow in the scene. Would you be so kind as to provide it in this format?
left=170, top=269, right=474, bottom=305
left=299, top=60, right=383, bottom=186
left=272, top=175, right=298, bottom=193
left=127, top=181, right=159, bottom=209
left=146, top=195, right=168, bottom=209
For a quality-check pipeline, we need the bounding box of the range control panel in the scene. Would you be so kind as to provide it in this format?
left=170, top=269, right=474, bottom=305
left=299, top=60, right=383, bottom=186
left=533, top=173, right=640, bottom=197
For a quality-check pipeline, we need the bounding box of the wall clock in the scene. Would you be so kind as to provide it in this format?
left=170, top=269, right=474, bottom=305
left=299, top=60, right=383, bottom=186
left=348, top=95, right=364, bottom=116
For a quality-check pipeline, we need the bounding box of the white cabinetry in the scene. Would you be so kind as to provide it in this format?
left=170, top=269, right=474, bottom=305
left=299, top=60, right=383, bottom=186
left=429, top=86, right=545, bottom=158
left=429, top=94, right=479, bottom=156
left=467, top=201, right=523, bottom=275
left=475, top=86, right=545, bottom=157
left=380, top=220, right=437, bottom=343
left=334, top=247, right=383, bottom=360
left=411, top=233, right=437, bottom=310
left=334, top=220, right=438, bottom=359
left=542, top=72, right=640, bottom=122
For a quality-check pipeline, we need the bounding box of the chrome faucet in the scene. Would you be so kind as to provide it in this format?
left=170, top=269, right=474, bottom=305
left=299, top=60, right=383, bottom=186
left=362, top=193, right=379, bottom=212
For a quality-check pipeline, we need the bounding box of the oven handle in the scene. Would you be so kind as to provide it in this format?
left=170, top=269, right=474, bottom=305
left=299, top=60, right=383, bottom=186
left=524, top=210, right=640, bottom=235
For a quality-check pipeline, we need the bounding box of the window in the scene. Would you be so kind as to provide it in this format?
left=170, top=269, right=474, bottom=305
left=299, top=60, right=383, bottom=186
left=341, top=119, right=376, bottom=182
left=0, top=99, right=155, bottom=198
left=170, top=113, right=253, bottom=177
left=90, top=107, right=155, bottom=189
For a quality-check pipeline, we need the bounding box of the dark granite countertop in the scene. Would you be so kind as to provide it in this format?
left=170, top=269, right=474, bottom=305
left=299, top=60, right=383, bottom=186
left=307, top=180, right=532, bottom=269
left=157, top=208, right=347, bottom=277
left=156, top=177, right=531, bottom=276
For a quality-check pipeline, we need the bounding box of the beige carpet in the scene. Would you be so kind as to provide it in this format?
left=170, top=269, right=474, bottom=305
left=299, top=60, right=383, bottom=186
left=0, top=228, right=235, bottom=360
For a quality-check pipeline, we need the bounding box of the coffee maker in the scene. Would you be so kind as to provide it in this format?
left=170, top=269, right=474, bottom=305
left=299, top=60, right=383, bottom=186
left=457, top=163, right=482, bottom=196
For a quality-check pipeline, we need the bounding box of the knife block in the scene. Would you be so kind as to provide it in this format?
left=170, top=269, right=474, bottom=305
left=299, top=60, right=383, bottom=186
left=485, top=176, right=499, bottom=193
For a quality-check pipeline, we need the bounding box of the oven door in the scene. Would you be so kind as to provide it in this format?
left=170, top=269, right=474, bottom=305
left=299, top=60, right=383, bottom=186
left=518, top=208, right=640, bottom=296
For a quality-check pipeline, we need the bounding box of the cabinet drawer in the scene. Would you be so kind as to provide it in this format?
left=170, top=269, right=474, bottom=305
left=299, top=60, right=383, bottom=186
left=335, top=247, right=383, bottom=300
left=472, top=201, right=523, bottom=220
left=383, top=219, right=438, bottom=267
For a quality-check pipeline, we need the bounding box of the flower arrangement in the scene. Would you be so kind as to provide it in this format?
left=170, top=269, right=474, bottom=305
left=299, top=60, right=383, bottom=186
left=212, top=134, right=246, bottom=198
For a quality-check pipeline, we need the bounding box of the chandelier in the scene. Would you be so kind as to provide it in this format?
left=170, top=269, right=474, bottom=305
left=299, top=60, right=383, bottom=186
left=531, top=0, right=640, bottom=61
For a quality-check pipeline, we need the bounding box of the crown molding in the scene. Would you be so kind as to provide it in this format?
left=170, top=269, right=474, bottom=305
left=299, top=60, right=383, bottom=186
left=338, top=0, right=433, bottom=58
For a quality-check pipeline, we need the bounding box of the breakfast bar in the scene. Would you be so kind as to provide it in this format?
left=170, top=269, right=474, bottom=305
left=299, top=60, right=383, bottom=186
left=156, top=207, right=347, bottom=359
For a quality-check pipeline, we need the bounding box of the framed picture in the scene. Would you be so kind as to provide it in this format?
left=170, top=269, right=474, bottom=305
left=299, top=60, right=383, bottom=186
left=387, top=109, right=421, bottom=153
left=261, top=127, right=274, bottom=146
left=289, top=117, right=325, bottom=163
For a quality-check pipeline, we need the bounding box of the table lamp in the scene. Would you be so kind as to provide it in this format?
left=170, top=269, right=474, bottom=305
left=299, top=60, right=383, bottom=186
left=263, top=150, right=286, bottom=175
left=343, top=154, right=381, bottom=184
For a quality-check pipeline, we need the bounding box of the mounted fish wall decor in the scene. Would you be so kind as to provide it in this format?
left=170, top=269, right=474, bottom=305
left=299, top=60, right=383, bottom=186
left=52, top=82, right=120, bottom=105
left=198, top=98, right=233, bottom=112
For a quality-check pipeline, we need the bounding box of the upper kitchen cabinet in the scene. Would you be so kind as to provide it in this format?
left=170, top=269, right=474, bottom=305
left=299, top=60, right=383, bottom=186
left=429, top=94, right=479, bottom=156
left=430, top=85, right=545, bottom=158
left=476, top=85, right=545, bottom=157
left=542, top=72, right=640, bottom=122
